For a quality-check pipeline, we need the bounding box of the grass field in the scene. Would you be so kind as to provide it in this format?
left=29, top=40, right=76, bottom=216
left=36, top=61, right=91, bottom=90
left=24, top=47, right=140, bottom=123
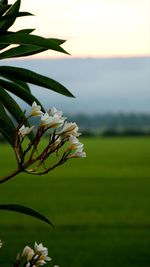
left=0, top=137, right=150, bottom=267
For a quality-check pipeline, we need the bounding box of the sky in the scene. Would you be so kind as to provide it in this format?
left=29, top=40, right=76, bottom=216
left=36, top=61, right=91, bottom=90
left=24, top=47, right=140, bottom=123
left=10, top=0, right=150, bottom=58
left=5, top=57, right=150, bottom=114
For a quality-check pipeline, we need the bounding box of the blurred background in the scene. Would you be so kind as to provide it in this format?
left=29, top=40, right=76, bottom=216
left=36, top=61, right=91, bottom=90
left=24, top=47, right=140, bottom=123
left=0, top=0, right=150, bottom=266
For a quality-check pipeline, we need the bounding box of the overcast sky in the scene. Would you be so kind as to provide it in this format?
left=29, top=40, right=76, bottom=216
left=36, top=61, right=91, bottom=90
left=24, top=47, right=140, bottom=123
left=10, top=0, right=150, bottom=58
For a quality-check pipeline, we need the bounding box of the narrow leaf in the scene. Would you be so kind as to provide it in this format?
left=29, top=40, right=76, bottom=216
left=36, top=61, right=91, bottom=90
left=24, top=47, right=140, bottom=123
left=17, top=28, right=35, bottom=34
left=0, top=74, right=31, bottom=92
left=9, top=78, right=31, bottom=93
left=0, top=117, right=15, bottom=146
left=0, top=85, right=26, bottom=122
left=0, top=29, right=35, bottom=52
left=0, top=35, right=66, bottom=59
left=0, top=33, right=69, bottom=54
left=15, top=11, right=33, bottom=17
left=0, top=98, right=15, bottom=130
left=0, top=78, right=45, bottom=111
left=0, top=0, right=8, bottom=4
left=0, top=66, right=74, bottom=97
left=0, top=204, right=53, bottom=226
left=0, top=43, right=8, bottom=51
left=0, top=11, right=33, bottom=22
left=0, top=4, right=11, bottom=16
left=0, top=100, right=15, bottom=147
left=0, top=0, right=20, bottom=32
left=0, top=86, right=34, bottom=141
left=0, top=44, right=46, bottom=59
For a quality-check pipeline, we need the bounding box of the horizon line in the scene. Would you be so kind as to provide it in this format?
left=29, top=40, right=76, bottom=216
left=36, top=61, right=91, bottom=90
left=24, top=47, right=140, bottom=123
left=6, top=54, right=150, bottom=61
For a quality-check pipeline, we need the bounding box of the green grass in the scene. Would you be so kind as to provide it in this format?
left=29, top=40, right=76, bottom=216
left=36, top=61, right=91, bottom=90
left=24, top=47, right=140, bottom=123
left=0, top=137, right=150, bottom=267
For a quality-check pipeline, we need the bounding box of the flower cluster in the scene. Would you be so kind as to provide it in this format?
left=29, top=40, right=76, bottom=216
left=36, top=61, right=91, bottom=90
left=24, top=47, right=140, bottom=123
left=0, top=241, right=59, bottom=267
left=15, top=242, right=51, bottom=266
left=15, top=102, right=86, bottom=175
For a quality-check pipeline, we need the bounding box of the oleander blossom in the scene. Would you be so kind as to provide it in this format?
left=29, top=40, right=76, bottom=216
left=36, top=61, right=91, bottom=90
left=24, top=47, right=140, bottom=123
left=48, top=107, right=66, bottom=121
left=40, top=112, right=65, bottom=128
left=19, top=125, right=34, bottom=137
left=21, top=245, right=34, bottom=261
left=30, top=101, right=43, bottom=117
left=67, top=135, right=86, bottom=158
left=68, top=135, right=83, bottom=150
left=15, top=103, right=86, bottom=176
left=34, top=242, right=51, bottom=262
left=18, top=242, right=51, bottom=266
left=57, top=121, right=80, bottom=137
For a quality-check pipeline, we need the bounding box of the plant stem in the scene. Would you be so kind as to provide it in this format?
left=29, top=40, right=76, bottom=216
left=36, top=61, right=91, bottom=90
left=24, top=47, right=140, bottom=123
left=0, top=168, right=21, bottom=184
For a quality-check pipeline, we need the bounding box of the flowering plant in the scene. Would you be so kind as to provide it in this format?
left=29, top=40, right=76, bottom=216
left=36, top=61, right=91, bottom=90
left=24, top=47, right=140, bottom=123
left=0, top=0, right=86, bottom=265
left=0, top=240, right=59, bottom=267
left=1, top=102, right=85, bottom=184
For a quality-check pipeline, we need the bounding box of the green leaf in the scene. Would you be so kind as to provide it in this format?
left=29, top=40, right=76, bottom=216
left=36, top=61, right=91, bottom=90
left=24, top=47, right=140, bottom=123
left=0, top=43, right=8, bottom=51
left=0, top=78, right=45, bottom=111
left=0, top=32, right=66, bottom=58
left=0, top=100, right=15, bottom=147
left=0, top=85, right=26, bottom=122
left=0, top=69, right=31, bottom=92
left=0, top=4, right=11, bottom=16
left=0, top=33, right=69, bottom=55
left=0, top=204, right=53, bottom=226
left=0, top=11, right=33, bottom=22
left=0, top=117, right=15, bottom=146
left=0, top=86, right=34, bottom=141
left=7, top=77, right=31, bottom=93
left=0, top=30, right=35, bottom=52
left=0, top=0, right=8, bottom=4
left=0, top=66, right=74, bottom=97
left=0, top=44, right=46, bottom=59
left=1, top=75, right=31, bottom=93
left=0, top=98, right=15, bottom=130
left=17, top=28, right=35, bottom=34
left=0, top=0, right=21, bottom=32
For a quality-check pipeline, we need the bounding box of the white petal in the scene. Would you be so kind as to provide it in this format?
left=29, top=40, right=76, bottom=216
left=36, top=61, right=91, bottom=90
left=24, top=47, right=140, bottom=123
left=21, top=245, right=33, bottom=257
left=58, top=121, right=81, bottom=137
left=30, top=101, right=43, bottom=116
left=0, top=240, right=3, bottom=248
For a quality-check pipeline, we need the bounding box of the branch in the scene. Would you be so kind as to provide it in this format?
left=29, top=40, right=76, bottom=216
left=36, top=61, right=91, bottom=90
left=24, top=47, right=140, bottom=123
left=0, top=167, right=21, bottom=184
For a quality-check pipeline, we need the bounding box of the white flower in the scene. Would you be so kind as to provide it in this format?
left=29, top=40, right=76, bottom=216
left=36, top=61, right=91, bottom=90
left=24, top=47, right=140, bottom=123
left=49, top=107, right=67, bottom=122
left=68, top=147, right=86, bottom=158
left=67, top=135, right=86, bottom=158
left=68, top=135, right=83, bottom=150
left=34, top=242, right=47, bottom=254
left=48, top=107, right=63, bottom=118
left=21, top=245, right=35, bottom=262
left=21, top=246, right=34, bottom=259
left=20, top=243, right=51, bottom=266
left=73, top=150, right=86, bottom=158
left=40, top=112, right=64, bottom=128
left=0, top=240, right=3, bottom=248
left=57, top=122, right=80, bottom=137
left=30, top=101, right=43, bottom=117
left=19, top=125, right=34, bottom=137
left=34, top=242, right=51, bottom=263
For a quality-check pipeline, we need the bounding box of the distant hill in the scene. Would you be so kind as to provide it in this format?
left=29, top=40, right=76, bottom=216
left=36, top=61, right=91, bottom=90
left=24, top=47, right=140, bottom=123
left=68, top=113, right=150, bottom=130
left=2, top=57, right=150, bottom=114
left=67, top=112, right=150, bottom=136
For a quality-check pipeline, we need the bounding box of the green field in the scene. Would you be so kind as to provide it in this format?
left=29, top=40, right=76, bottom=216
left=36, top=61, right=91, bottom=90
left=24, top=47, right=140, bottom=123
left=0, top=137, right=150, bottom=267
